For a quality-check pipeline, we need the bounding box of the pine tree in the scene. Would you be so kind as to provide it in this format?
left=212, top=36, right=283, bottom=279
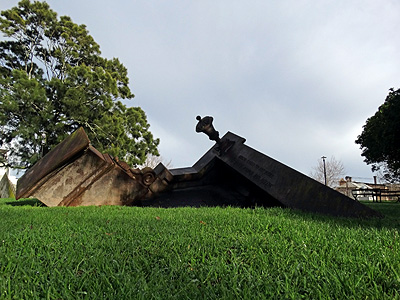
left=0, top=0, right=159, bottom=169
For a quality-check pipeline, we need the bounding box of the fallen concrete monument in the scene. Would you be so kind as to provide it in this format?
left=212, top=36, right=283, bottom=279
left=16, top=117, right=381, bottom=218
left=16, top=128, right=156, bottom=207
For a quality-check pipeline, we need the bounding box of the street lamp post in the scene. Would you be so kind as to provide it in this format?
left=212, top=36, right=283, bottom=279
left=321, top=156, right=327, bottom=186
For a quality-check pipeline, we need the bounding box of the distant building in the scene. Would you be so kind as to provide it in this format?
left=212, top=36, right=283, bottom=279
left=337, top=177, right=372, bottom=200
left=336, top=176, right=400, bottom=201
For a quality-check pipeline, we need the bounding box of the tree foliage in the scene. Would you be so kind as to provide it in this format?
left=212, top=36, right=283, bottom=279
left=355, top=88, right=400, bottom=182
left=310, top=156, right=345, bottom=188
left=0, top=0, right=159, bottom=169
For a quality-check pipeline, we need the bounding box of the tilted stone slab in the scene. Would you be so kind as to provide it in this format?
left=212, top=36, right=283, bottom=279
left=16, top=127, right=156, bottom=206
left=207, top=132, right=381, bottom=218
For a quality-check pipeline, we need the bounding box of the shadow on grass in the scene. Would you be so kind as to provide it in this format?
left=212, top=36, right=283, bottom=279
left=286, top=201, right=400, bottom=231
left=6, top=198, right=45, bottom=207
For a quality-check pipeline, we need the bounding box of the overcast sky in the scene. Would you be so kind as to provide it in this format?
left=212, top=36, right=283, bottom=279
left=2, top=0, right=400, bottom=183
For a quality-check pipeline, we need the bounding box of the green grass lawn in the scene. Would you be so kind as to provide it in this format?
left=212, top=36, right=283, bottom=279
left=0, top=198, right=399, bottom=299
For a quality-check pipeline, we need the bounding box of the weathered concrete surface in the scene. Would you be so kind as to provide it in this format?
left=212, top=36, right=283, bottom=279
left=16, top=128, right=90, bottom=199
left=16, top=127, right=382, bottom=217
left=146, top=132, right=381, bottom=218
left=16, top=128, right=155, bottom=206
left=214, top=132, right=381, bottom=218
left=144, top=158, right=282, bottom=208
left=0, top=173, right=16, bottom=198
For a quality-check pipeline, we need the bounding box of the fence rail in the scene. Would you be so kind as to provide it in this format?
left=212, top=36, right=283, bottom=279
left=351, top=188, right=400, bottom=202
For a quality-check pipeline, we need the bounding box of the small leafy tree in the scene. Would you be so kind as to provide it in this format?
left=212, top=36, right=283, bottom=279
left=310, top=156, right=345, bottom=188
left=355, top=88, right=400, bottom=182
left=0, top=0, right=159, bottom=169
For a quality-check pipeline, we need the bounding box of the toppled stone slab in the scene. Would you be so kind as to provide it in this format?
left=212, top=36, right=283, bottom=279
left=16, top=128, right=155, bottom=206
